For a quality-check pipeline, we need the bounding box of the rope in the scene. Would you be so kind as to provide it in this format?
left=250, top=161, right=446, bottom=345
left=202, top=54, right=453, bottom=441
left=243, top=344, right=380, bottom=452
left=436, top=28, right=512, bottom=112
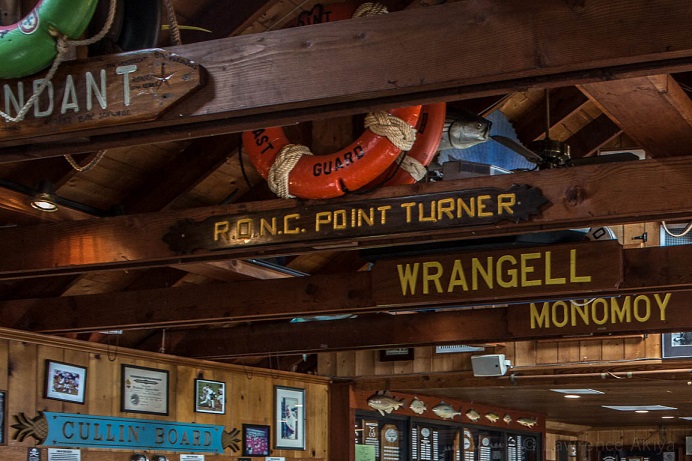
left=364, top=111, right=417, bottom=151
left=268, top=144, right=313, bottom=199
left=162, top=0, right=183, bottom=46
left=661, top=221, right=692, bottom=238
left=353, top=2, right=389, bottom=17
left=64, top=150, right=108, bottom=172
left=397, top=151, right=427, bottom=181
left=0, top=0, right=118, bottom=124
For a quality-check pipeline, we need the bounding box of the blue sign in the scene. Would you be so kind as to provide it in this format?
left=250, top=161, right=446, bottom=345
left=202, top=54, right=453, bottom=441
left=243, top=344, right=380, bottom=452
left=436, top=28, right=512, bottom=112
left=43, top=412, right=226, bottom=453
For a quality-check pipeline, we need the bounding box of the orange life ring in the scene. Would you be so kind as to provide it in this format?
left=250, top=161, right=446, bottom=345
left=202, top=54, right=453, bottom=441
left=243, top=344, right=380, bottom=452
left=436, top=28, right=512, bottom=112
left=374, top=102, right=446, bottom=186
left=242, top=105, right=422, bottom=199
left=243, top=2, right=439, bottom=199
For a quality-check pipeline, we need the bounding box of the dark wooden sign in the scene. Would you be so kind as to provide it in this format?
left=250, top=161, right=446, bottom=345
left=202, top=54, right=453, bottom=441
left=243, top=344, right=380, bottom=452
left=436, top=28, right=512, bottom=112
left=163, top=184, right=548, bottom=253
left=507, top=291, right=684, bottom=338
left=371, top=241, right=622, bottom=307
left=0, top=49, right=204, bottom=141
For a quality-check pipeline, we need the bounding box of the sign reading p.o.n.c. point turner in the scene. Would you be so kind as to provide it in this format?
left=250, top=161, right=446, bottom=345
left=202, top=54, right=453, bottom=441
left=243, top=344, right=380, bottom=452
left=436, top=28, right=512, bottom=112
left=12, top=412, right=240, bottom=454
left=164, top=184, right=549, bottom=253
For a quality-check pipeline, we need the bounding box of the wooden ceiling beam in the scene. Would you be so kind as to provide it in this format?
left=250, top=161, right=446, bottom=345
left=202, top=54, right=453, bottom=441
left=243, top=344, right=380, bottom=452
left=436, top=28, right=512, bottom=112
left=580, top=74, right=692, bottom=157
left=3, top=0, right=692, bottom=159
left=514, top=87, right=589, bottom=145
left=3, top=244, right=692, bottom=334
left=564, top=113, right=623, bottom=159
left=0, top=156, right=691, bottom=279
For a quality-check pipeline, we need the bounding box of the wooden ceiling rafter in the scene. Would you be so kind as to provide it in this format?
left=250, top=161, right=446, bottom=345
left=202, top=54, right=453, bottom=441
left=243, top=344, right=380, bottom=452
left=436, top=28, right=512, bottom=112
left=3, top=0, right=692, bottom=160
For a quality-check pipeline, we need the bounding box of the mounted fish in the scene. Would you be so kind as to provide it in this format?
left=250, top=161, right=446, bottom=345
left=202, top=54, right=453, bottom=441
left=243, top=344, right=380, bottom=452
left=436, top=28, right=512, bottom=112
left=465, top=409, right=481, bottom=422
left=485, top=412, right=500, bottom=423
left=432, top=402, right=462, bottom=420
left=367, top=391, right=406, bottom=416
left=409, top=397, right=428, bottom=415
left=517, top=417, right=537, bottom=428
left=437, top=108, right=493, bottom=151
left=502, top=414, right=512, bottom=425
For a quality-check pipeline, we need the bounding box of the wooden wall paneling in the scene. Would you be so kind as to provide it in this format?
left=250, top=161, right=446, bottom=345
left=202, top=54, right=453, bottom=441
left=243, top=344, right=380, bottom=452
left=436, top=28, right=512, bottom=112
left=392, top=356, right=415, bottom=376
left=412, top=347, right=433, bottom=373
left=305, top=381, right=330, bottom=460
left=645, top=334, right=662, bottom=358
left=337, top=350, right=357, bottom=377
left=354, top=349, right=375, bottom=377
left=175, top=364, right=197, bottom=423
left=601, top=339, right=625, bottom=361
left=514, top=341, right=538, bottom=366
left=87, top=353, right=117, bottom=417
left=623, top=337, right=646, bottom=359
left=579, top=340, right=602, bottom=362
left=536, top=342, right=559, bottom=364
left=7, top=341, right=37, bottom=448
left=373, top=354, right=395, bottom=375
left=317, top=352, right=337, bottom=376
left=557, top=341, right=581, bottom=364
left=0, top=339, right=8, bottom=389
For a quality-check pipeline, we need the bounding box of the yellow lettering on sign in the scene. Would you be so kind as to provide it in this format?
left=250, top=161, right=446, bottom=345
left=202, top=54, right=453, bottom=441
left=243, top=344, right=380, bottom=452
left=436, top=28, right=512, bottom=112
left=569, top=249, right=591, bottom=283
left=423, top=261, right=444, bottom=294
left=545, top=251, right=566, bottom=285
left=397, top=263, right=419, bottom=295
left=447, top=260, right=469, bottom=292
left=655, top=293, right=670, bottom=320
left=497, top=255, right=518, bottom=288
left=213, top=221, right=230, bottom=242
left=633, top=295, right=651, bottom=322
left=520, top=253, right=541, bottom=287
left=610, top=297, right=631, bottom=324
left=530, top=302, right=550, bottom=329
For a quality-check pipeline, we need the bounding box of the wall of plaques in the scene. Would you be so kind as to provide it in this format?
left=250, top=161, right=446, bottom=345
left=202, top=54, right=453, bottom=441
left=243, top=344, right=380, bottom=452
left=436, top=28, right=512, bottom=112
left=351, top=391, right=544, bottom=461
left=355, top=411, right=541, bottom=461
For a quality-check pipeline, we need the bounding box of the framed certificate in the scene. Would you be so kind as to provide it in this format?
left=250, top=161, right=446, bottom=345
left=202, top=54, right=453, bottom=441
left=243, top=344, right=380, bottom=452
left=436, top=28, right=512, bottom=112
left=121, top=365, right=169, bottom=415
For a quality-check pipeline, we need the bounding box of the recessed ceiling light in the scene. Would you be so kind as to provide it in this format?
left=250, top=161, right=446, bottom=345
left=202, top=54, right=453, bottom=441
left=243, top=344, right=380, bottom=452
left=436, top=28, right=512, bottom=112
left=550, top=389, right=604, bottom=395
left=635, top=410, right=649, bottom=414
left=661, top=416, right=675, bottom=419
left=564, top=395, right=581, bottom=399
left=603, top=405, right=677, bottom=412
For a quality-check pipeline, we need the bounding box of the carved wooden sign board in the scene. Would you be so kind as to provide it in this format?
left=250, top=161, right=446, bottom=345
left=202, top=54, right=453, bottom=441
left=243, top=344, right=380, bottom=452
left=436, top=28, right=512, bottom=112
left=507, top=291, right=684, bottom=338
left=164, top=185, right=548, bottom=253
left=371, top=241, right=623, bottom=307
left=0, top=49, right=204, bottom=140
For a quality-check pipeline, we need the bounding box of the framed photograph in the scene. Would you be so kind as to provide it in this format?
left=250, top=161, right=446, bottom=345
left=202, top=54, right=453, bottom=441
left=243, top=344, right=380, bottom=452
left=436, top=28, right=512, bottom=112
left=121, top=365, right=169, bottom=415
left=0, top=390, right=5, bottom=445
left=662, top=332, right=692, bottom=358
left=194, top=379, right=226, bottom=414
left=44, top=360, right=87, bottom=404
left=274, top=386, right=305, bottom=450
left=242, top=424, right=271, bottom=456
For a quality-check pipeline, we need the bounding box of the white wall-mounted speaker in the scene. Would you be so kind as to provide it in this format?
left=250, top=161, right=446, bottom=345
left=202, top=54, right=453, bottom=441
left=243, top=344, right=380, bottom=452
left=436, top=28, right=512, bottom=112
left=471, top=354, right=511, bottom=377
left=685, top=436, right=692, bottom=455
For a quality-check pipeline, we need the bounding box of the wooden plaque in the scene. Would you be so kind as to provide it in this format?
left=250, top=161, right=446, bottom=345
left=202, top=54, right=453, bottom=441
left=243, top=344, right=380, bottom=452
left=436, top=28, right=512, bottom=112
left=372, top=240, right=623, bottom=307
left=0, top=49, right=205, bottom=141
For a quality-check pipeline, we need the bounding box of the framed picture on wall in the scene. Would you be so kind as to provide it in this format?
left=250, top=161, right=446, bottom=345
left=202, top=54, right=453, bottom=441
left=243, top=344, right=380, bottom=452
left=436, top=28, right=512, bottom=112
left=662, top=332, right=692, bottom=358
left=194, top=379, right=226, bottom=414
left=0, top=390, right=6, bottom=445
left=121, top=364, right=169, bottom=415
left=274, top=386, right=305, bottom=450
left=44, top=360, right=87, bottom=404
left=242, top=424, right=271, bottom=456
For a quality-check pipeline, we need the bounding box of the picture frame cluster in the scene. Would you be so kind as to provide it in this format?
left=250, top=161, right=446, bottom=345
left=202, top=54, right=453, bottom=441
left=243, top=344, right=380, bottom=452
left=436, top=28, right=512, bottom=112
left=39, top=360, right=307, bottom=454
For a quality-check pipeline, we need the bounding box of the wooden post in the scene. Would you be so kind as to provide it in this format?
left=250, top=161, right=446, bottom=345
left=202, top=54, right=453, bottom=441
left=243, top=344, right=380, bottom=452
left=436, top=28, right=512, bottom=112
left=330, top=381, right=356, bottom=461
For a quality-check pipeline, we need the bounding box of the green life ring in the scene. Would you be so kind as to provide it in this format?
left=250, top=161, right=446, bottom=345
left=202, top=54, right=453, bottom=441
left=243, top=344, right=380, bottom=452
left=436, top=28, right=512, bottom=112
left=0, top=0, right=99, bottom=79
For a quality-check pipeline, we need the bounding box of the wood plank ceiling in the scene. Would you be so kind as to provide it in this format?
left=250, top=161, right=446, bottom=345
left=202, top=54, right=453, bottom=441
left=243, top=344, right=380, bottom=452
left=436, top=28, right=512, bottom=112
left=1, top=0, right=692, bottom=428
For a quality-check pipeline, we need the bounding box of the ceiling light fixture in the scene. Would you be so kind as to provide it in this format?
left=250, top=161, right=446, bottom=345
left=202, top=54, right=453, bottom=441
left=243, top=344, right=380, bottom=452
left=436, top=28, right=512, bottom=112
left=564, top=395, right=581, bottom=399
left=30, top=180, right=59, bottom=212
